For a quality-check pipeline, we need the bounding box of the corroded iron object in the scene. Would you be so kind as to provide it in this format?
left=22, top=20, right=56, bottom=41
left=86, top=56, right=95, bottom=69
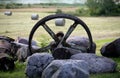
left=28, top=14, right=93, bottom=59
left=53, top=47, right=72, bottom=59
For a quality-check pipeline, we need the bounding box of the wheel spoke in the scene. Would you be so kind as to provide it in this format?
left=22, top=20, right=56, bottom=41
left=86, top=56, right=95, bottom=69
left=57, top=22, right=78, bottom=48
left=29, top=14, right=93, bottom=55
left=42, top=24, right=59, bottom=42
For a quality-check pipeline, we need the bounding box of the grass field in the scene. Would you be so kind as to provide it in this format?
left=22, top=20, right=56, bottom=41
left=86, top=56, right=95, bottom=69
left=0, top=8, right=120, bottom=78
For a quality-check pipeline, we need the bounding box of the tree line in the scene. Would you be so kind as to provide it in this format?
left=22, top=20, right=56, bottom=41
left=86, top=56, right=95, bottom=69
left=86, top=0, right=120, bottom=16
left=0, top=0, right=120, bottom=16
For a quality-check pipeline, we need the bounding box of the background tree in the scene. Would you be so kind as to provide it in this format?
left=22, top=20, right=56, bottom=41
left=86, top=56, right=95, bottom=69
left=86, top=0, right=120, bottom=16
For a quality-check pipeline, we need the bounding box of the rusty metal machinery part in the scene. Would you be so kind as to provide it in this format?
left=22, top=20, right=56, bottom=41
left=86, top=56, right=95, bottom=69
left=28, top=14, right=93, bottom=58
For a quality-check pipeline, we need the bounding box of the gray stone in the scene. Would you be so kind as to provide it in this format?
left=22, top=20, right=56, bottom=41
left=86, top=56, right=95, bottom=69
left=42, top=60, right=89, bottom=78
left=67, top=36, right=96, bottom=53
left=16, top=37, right=37, bottom=46
left=66, top=47, right=83, bottom=55
left=100, top=38, right=120, bottom=57
left=16, top=46, right=30, bottom=62
left=11, top=42, right=40, bottom=62
left=0, top=39, right=11, bottom=53
left=71, top=53, right=117, bottom=73
left=25, top=53, right=54, bottom=78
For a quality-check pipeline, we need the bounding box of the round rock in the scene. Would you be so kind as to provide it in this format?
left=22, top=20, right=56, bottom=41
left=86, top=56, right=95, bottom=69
left=71, top=53, right=117, bottom=73
left=42, top=60, right=89, bottom=78
left=100, top=38, right=120, bottom=57
left=16, top=46, right=30, bottom=62
left=67, top=36, right=96, bottom=53
left=25, top=53, right=54, bottom=78
left=16, top=37, right=37, bottom=46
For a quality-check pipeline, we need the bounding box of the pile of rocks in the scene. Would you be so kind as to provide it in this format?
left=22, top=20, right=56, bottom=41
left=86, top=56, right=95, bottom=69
left=25, top=37, right=120, bottom=78
left=25, top=53, right=117, bottom=78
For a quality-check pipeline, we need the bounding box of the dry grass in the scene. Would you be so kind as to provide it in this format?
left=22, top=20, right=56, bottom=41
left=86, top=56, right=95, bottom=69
left=0, top=7, right=78, bottom=12
left=0, top=9, right=120, bottom=53
left=1, top=11, right=120, bottom=39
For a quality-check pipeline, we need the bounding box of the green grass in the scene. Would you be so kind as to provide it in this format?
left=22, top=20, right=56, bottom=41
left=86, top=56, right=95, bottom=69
left=95, top=38, right=115, bottom=55
left=0, top=10, right=120, bottom=78
left=91, top=72, right=120, bottom=78
left=0, top=62, right=26, bottom=78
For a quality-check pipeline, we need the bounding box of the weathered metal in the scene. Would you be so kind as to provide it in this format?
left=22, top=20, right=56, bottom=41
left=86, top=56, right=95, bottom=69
left=28, top=14, right=94, bottom=59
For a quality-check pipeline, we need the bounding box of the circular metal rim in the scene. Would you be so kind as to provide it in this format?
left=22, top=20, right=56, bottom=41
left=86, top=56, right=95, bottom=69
left=28, top=13, right=93, bottom=54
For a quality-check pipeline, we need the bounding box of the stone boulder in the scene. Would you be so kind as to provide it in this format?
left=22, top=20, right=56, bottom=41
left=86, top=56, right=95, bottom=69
left=25, top=53, right=54, bottom=78
left=67, top=36, right=96, bottom=54
left=42, top=60, right=89, bottom=78
left=17, top=46, right=40, bottom=61
left=100, top=38, right=120, bottom=57
left=10, top=42, right=40, bottom=62
left=16, top=46, right=30, bottom=62
left=16, top=37, right=37, bottom=46
left=71, top=53, right=117, bottom=73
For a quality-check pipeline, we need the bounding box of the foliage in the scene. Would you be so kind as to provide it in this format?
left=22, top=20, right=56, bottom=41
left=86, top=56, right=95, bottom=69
left=5, top=3, right=23, bottom=9
left=28, top=4, right=31, bottom=8
left=0, top=3, right=81, bottom=9
left=5, top=3, right=15, bottom=9
left=67, top=8, right=90, bottom=16
left=86, top=0, right=120, bottom=16
left=37, top=35, right=50, bottom=48
left=55, top=9, right=63, bottom=14
left=0, top=4, right=5, bottom=9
